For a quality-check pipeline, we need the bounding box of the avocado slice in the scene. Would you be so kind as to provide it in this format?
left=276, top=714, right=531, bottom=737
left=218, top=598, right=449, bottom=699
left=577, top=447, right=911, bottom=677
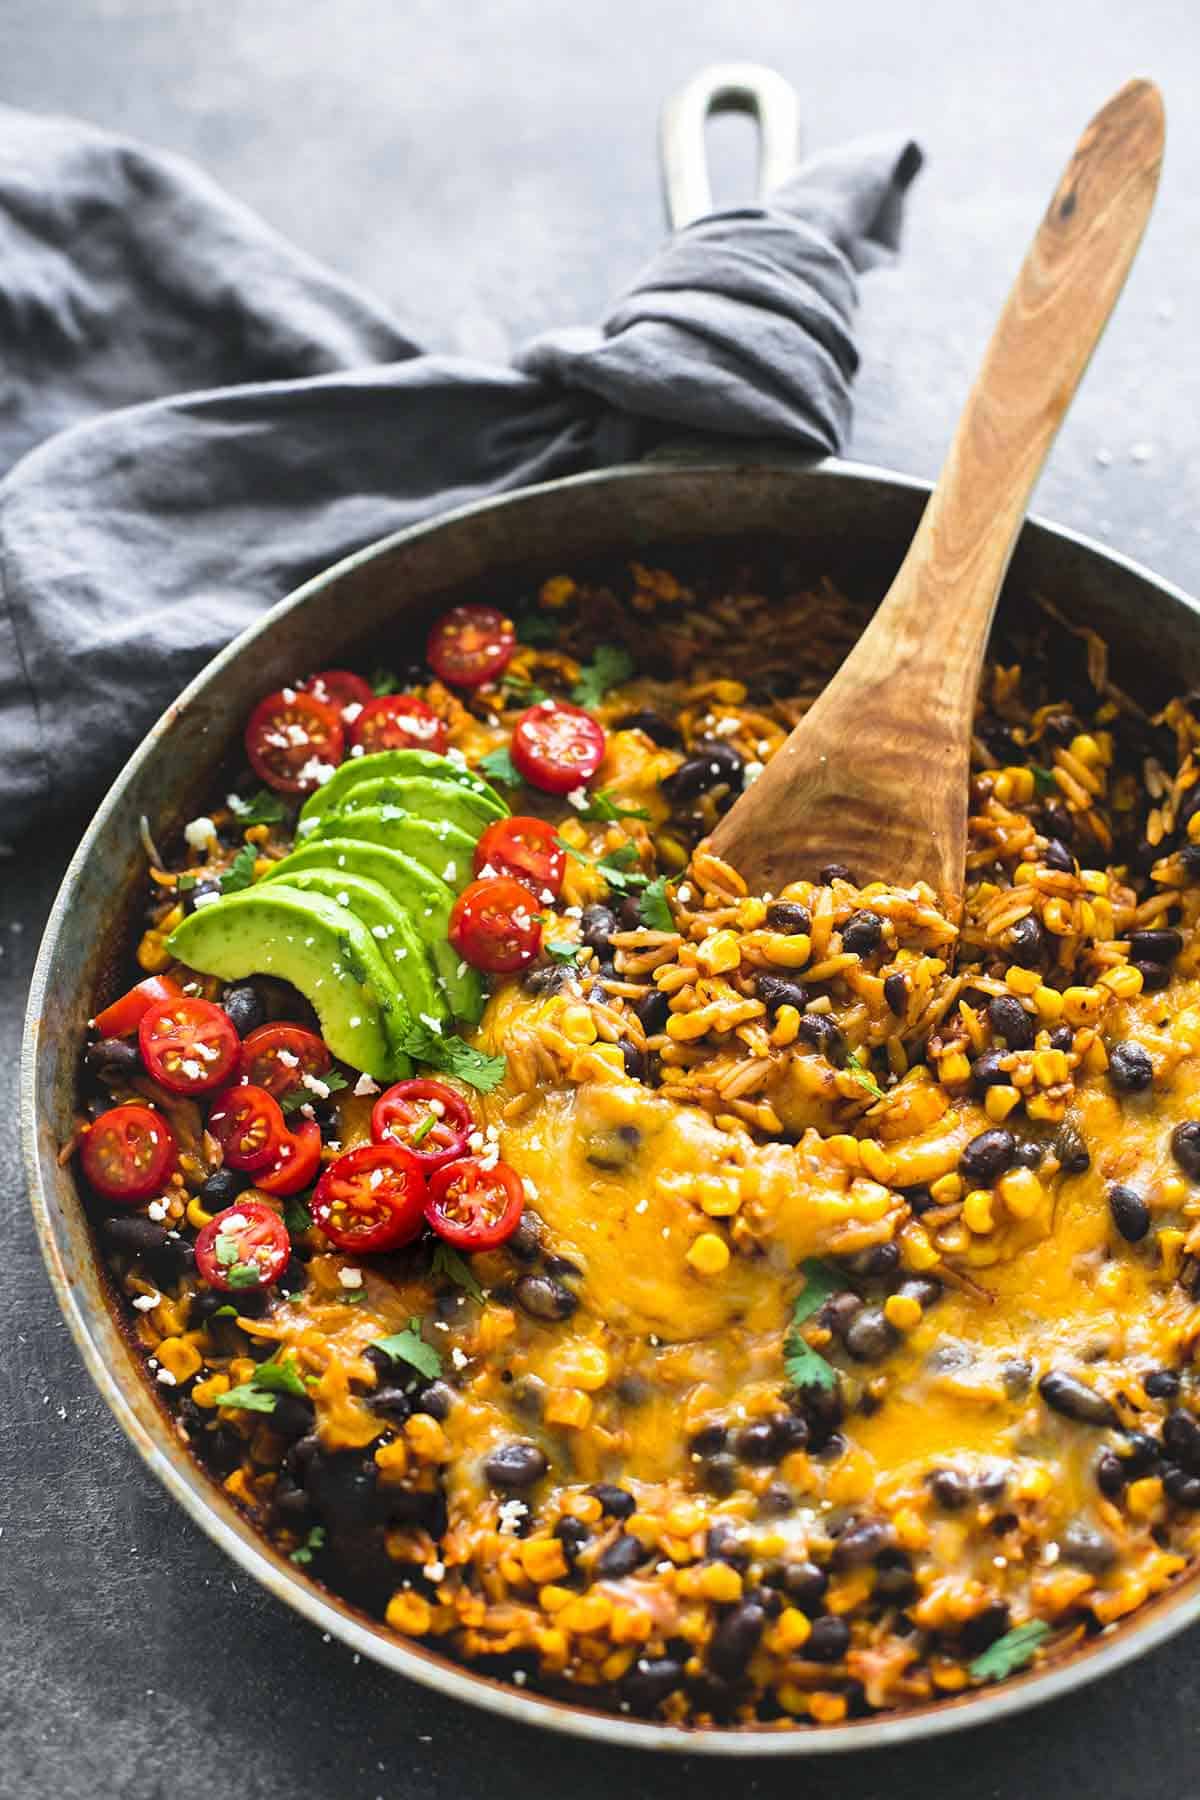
left=299, top=748, right=506, bottom=827
left=261, top=866, right=448, bottom=1028
left=167, top=885, right=412, bottom=1079
left=319, top=776, right=503, bottom=840
left=262, top=836, right=485, bottom=1025
left=303, top=806, right=476, bottom=891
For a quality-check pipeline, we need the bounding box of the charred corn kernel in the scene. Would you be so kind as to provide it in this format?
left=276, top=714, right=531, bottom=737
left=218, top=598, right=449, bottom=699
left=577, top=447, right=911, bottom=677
left=696, top=1561, right=743, bottom=1602
left=1033, top=1048, right=1069, bottom=1087
left=563, top=1492, right=604, bottom=1525
left=770, top=1608, right=813, bottom=1654
left=560, top=1004, right=597, bottom=1045
left=1006, top=965, right=1042, bottom=996
left=386, top=1591, right=432, bottom=1635
left=962, top=1190, right=995, bottom=1233
left=809, top=1692, right=849, bottom=1723
left=1062, top=985, right=1105, bottom=1025
left=544, top=1388, right=592, bottom=1429
left=404, top=1413, right=449, bottom=1461
left=1100, top=963, right=1144, bottom=999
left=770, top=1003, right=801, bottom=1047
left=1159, top=1228, right=1187, bottom=1281
left=697, top=930, right=741, bottom=975
left=735, top=896, right=768, bottom=929
left=858, top=1140, right=895, bottom=1184
left=154, top=1336, right=202, bottom=1383
left=939, top=1050, right=972, bottom=1086
left=998, top=1166, right=1044, bottom=1219
left=559, top=1594, right=613, bottom=1634
left=549, top=1343, right=611, bottom=1391
left=763, top=932, right=811, bottom=968
left=884, top=1293, right=923, bottom=1331
left=930, top=1172, right=963, bottom=1205
left=1126, top=1476, right=1164, bottom=1519
left=192, top=1372, right=230, bottom=1408
left=186, top=1195, right=214, bottom=1229
left=984, top=1084, right=1022, bottom=1122
left=686, top=1232, right=731, bottom=1276
left=1033, top=985, right=1065, bottom=1023
left=899, top=1222, right=940, bottom=1271
left=666, top=1010, right=712, bottom=1042
left=374, top=1438, right=409, bottom=1474
left=518, top=1538, right=568, bottom=1584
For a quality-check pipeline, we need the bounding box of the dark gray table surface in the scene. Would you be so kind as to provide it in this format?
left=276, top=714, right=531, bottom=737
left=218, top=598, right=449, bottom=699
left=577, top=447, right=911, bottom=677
left=4, top=3, right=1199, bottom=1795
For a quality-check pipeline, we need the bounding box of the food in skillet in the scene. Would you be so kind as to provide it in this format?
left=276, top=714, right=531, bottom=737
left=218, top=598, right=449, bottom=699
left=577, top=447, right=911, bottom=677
left=72, top=559, right=1200, bottom=1729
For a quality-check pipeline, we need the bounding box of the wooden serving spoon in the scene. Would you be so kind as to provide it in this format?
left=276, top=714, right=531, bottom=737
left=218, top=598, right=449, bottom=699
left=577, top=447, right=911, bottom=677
left=711, top=79, right=1165, bottom=910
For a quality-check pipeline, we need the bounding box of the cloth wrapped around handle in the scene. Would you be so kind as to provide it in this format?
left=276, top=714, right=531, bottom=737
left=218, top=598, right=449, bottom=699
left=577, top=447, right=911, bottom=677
left=0, top=76, right=921, bottom=843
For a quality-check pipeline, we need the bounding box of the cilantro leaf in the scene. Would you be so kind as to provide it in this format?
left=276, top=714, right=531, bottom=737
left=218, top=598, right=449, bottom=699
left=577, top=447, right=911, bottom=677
left=394, top=1020, right=507, bottom=1093
left=214, top=1382, right=277, bottom=1413
left=782, top=1335, right=838, bottom=1393
left=544, top=940, right=584, bottom=964
left=225, top=1263, right=265, bottom=1289
left=783, top=1263, right=842, bottom=1391
left=1032, top=765, right=1057, bottom=794
left=215, top=1352, right=308, bottom=1412
left=279, top=1068, right=349, bottom=1115
left=478, top=746, right=519, bottom=787
left=176, top=872, right=198, bottom=892
left=370, top=666, right=400, bottom=696
left=226, top=788, right=286, bottom=825
left=581, top=788, right=651, bottom=824
left=969, top=1620, right=1050, bottom=1682
left=431, top=1241, right=485, bottom=1303
left=289, top=1524, right=326, bottom=1566
left=572, top=644, right=634, bottom=709
left=502, top=671, right=548, bottom=705
left=844, top=1050, right=885, bottom=1101
left=552, top=832, right=649, bottom=895
left=790, top=1259, right=843, bottom=1325
left=517, top=612, right=557, bottom=646
left=283, top=1197, right=312, bottom=1235
left=409, top=1111, right=438, bottom=1146
left=371, top=1326, right=442, bottom=1382
left=638, top=876, right=674, bottom=933
left=219, top=842, right=258, bottom=894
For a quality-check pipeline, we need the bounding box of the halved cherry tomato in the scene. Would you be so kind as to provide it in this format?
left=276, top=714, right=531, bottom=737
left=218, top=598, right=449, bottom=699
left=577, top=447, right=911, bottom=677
left=244, top=688, right=344, bottom=793
left=511, top=701, right=606, bottom=794
left=426, top=605, right=516, bottom=689
left=208, top=1083, right=286, bottom=1172
left=474, top=815, right=566, bottom=900
left=311, top=1143, right=427, bottom=1252
left=371, top=1078, right=474, bottom=1171
left=448, top=876, right=542, bottom=974
left=238, top=1023, right=331, bottom=1102
left=351, top=693, right=448, bottom=755
left=94, top=974, right=183, bottom=1040
left=195, top=1201, right=291, bottom=1292
left=80, top=1103, right=176, bottom=1204
left=424, top=1156, right=524, bottom=1251
left=138, top=996, right=239, bottom=1096
left=254, top=1118, right=324, bottom=1196
left=303, top=669, right=373, bottom=712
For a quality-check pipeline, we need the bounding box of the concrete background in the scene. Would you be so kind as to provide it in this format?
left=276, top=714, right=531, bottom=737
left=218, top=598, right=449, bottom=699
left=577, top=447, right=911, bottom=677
left=2, top=3, right=1199, bottom=1795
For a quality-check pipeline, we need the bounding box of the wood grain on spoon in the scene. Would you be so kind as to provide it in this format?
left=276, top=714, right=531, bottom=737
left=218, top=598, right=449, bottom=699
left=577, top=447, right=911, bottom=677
left=711, top=79, right=1165, bottom=910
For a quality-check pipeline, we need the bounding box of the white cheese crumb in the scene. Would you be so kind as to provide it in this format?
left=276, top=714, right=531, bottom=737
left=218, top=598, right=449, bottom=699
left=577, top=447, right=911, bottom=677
left=348, top=1016, right=362, bottom=1029
left=336, top=890, right=350, bottom=906
left=423, top=1560, right=446, bottom=1582
left=512, top=1670, right=527, bottom=1687
left=192, top=890, right=221, bottom=910
left=450, top=1347, right=469, bottom=1371
left=275, top=1049, right=300, bottom=1068
left=301, top=1071, right=331, bottom=1098
left=497, top=1499, right=528, bottom=1536
left=338, top=1267, right=363, bottom=1289
left=353, top=1073, right=381, bottom=1097
left=676, top=885, right=691, bottom=904
left=147, top=1198, right=169, bottom=1222
left=566, top=786, right=589, bottom=810
left=371, top=924, right=388, bottom=939
left=742, top=760, right=764, bottom=788
left=131, top=1292, right=161, bottom=1312
left=341, top=701, right=364, bottom=723
left=297, top=756, right=337, bottom=786
left=634, top=1198, right=649, bottom=1214
left=184, top=816, right=217, bottom=849
left=418, top=1012, right=443, bottom=1034
left=155, top=1368, right=177, bottom=1386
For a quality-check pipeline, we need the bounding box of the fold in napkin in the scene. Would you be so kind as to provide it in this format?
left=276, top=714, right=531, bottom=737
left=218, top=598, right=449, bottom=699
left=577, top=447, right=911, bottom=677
left=0, top=105, right=921, bottom=842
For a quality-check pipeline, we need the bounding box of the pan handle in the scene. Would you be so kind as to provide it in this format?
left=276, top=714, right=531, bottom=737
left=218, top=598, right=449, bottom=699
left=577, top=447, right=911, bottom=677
left=660, top=63, right=802, bottom=229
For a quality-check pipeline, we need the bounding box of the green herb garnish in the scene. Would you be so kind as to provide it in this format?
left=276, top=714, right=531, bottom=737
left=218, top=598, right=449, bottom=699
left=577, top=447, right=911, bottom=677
left=371, top=1319, right=442, bottom=1382
left=409, top=1111, right=438, bottom=1146
left=219, top=842, right=258, bottom=895
left=544, top=940, right=585, bottom=964
left=226, top=788, right=287, bottom=825
left=394, top=1020, right=506, bottom=1093
left=571, top=644, right=634, bottom=709
left=370, top=667, right=400, bottom=696
left=215, top=1352, right=307, bottom=1412
left=283, top=1197, right=312, bottom=1235
left=782, top=1336, right=838, bottom=1393
left=968, top=1620, right=1050, bottom=1682
left=431, top=1241, right=485, bottom=1303
left=844, top=1050, right=885, bottom=1101
left=501, top=671, right=548, bottom=705
left=516, top=613, right=557, bottom=646
left=638, top=876, right=674, bottom=932
left=176, top=872, right=198, bottom=892
left=289, top=1524, right=326, bottom=1566
left=552, top=833, right=649, bottom=895
left=279, top=1067, right=349, bottom=1115
left=782, top=1265, right=842, bottom=1392
left=478, top=746, right=520, bottom=787
left=1032, top=766, right=1058, bottom=794
left=790, top=1259, right=843, bottom=1325
left=580, top=788, right=651, bottom=824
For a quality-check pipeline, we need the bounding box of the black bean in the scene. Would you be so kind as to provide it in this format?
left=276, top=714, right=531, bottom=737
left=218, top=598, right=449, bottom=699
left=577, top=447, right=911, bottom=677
left=515, top=1274, right=577, bottom=1322
left=663, top=741, right=743, bottom=804
left=1011, top=1139, right=1045, bottom=1170
left=1136, top=960, right=1172, bottom=993
left=1039, top=1370, right=1118, bottom=1428
left=1172, top=1121, right=1200, bottom=1181
left=523, top=963, right=571, bottom=996
left=554, top=1516, right=590, bottom=1563
left=1041, top=713, right=1078, bottom=748
left=960, top=1602, right=1011, bottom=1656
left=701, top=1454, right=739, bottom=1498
left=483, top=1441, right=548, bottom=1488
left=1145, top=1369, right=1182, bottom=1400
left=971, top=1050, right=1011, bottom=1089
left=1163, top=1409, right=1200, bottom=1472
left=275, top=1255, right=308, bottom=1297
left=844, top=1305, right=898, bottom=1363
left=778, top=1561, right=828, bottom=1612
left=270, top=1391, right=316, bottom=1440
left=1109, top=1184, right=1151, bottom=1243
left=708, top=1602, right=766, bottom=1676
left=805, top=1616, right=850, bottom=1662
left=1123, top=1430, right=1162, bottom=1474
left=200, top=1166, right=246, bottom=1210
left=690, top=1422, right=728, bottom=1457
left=959, top=1128, right=1016, bottom=1185
left=1181, top=842, right=1200, bottom=878
left=1163, top=1466, right=1200, bottom=1509
left=635, top=988, right=670, bottom=1036
left=221, top=983, right=266, bottom=1037
left=930, top=1468, right=971, bottom=1510
left=883, top=972, right=909, bottom=1015
left=506, top=1209, right=544, bottom=1264
left=706, top=1520, right=750, bottom=1568
left=758, top=1481, right=794, bottom=1519
left=819, top=864, right=854, bottom=885
left=589, top=1482, right=636, bottom=1519
left=1047, top=1023, right=1074, bottom=1052
left=614, top=709, right=680, bottom=747
left=1043, top=838, right=1076, bottom=874
left=415, top=1380, right=455, bottom=1421
left=854, top=1242, right=901, bottom=1279
left=823, top=1289, right=865, bottom=1333
left=86, top=1037, right=142, bottom=1076
left=305, top=1450, right=379, bottom=1528
left=579, top=903, right=618, bottom=953
left=1060, top=1519, right=1117, bottom=1571
left=621, top=1657, right=685, bottom=1714
left=737, top=1421, right=780, bottom=1465
left=796, top=1012, right=845, bottom=1064
left=1109, top=1041, right=1154, bottom=1094
left=756, top=974, right=808, bottom=1017
left=766, top=900, right=812, bottom=935
left=1001, top=1357, right=1034, bottom=1397
left=841, top=910, right=883, bottom=956
left=1007, top=914, right=1046, bottom=967
left=832, top=1518, right=894, bottom=1568
left=616, top=894, right=644, bottom=930
left=618, top=1038, right=647, bottom=1081
left=897, top=1275, right=943, bottom=1309
left=369, top=1385, right=414, bottom=1425
left=1053, top=1122, right=1091, bottom=1175
left=102, top=1216, right=172, bottom=1260
left=595, top=1533, right=643, bottom=1579
left=197, top=1422, right=243, bottom=1477
left=988, top=994, right=1034, bottom=1049
left=1096, top=1451, right=1127, bottom=1497
left=1130, top=928, right=1183, bottom=964
left=273, top=1472, right=312, bottom=1525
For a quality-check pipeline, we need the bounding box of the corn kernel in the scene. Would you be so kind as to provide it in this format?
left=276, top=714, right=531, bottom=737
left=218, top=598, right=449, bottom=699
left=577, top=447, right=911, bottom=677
left=136, top=931, right=172, bottom=973
left=962, top=1190, right=994, bottom=1233
left=1062, top=985, right=1104, bottom=1025
left=735, top=896, right=768, bottom=929
left=154, top=1336, right=202, bottom=1383
left=374, top=1439, right=409, bottom=1474
left=539, top=1584, right=575, bottom=1612
left=1006, top=965, right=1042, bottom=996
left=858, top=1140, right=895, bottom=1184
left=1033, top=985, right=1065, bottom=1023
left=1159, top=1227, right=1187, bottom=1281
left=518, top=1538, right=569, bottom=1584
left=998, top=1166, right=1044, bottom=1219
left=884, top=1293, right=922, bottom=1331
left=763, top=932, right=812, bottom=968
left=563, top=1492, right=604, bottom=1524
left=687, top=1232, right=731, bottom=1276
left=549, top=1343, right=611, bottom=1391
left=827, top=1134, right=861, bottom=1169
left=1032, top=1048, right=1069, bottom=1087
left=1071, top=732, right=1105, bottom=768
left=1100, top=964, right=1144, bottom=999
left=930, top=1172, right=963, bottom=1204
left=770, top=1608, right=813, bottom=1654
left=771, top=1003, right=801, bottom=1047
left=809, top=1692, right=849, bottom=1723
left=186, top=1195, right=214, bottom=1229
left=696, top=1561, right=743, bottom=1602
left=560, top=1004, right=597, bottom=1044
left=404, top=1412, right=449, bottom=1461
left=1126, top=1476, right=1164, bottom=1518
left=559, top=1594, right=613, bottom=1634
left=610, top=1604, right=653, bottom=1644
left=1025, top=1093, right=1066, bottom=1122
left=899, top=1222, right=940, bottom=1271
left=984, top=1084, right=1022, bottom=1122
left=544, top=1388, right=593, bottom=1429
left=697, top=1176, right=742, bottom=1217
left=666, top=1010, right=711, bottom=1042
left=697, top=929, right=741, bottom=975
left=192, top=1372, right=230, bottom=1408
left=386, top=1591, right=432, bottom=1635
left=938, top=1051, right=972, bottom=1086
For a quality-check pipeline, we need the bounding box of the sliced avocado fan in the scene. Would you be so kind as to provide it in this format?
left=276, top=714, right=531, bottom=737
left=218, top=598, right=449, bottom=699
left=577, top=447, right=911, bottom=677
left=303, top=806, right=476, bottom=891
left=298, top=748, right=506, bottom=826
left=167, top=884, right=413, bottom=1079
left=316, top=775, right=502, bottom=839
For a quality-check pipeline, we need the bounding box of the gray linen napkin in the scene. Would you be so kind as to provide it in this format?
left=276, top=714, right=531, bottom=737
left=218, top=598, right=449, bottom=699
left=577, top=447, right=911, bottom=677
left=0, top=105, right=921, bottom=842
